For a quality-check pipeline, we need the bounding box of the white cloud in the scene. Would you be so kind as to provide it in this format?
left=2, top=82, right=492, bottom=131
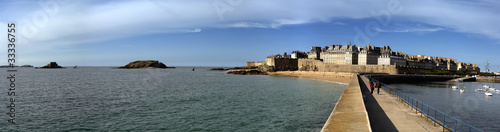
left=227, top=22, right=270, bottom=28
left=375, top=26, right=444, bottom=33
left=4, top=0, right=500, bottom=55
left=333, top=22, right=347, bottom=25
left=397, top=0, right=500, bottom=40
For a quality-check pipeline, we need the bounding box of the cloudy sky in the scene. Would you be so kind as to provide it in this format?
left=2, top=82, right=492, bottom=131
left=0, top=0, right=499, bottom=71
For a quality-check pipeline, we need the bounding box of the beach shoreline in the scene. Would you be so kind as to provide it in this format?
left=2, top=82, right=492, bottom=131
left=268, top=71, right=353, bottom=85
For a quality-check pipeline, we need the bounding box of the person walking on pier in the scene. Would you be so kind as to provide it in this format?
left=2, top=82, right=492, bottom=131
left=376, top=82, right=381, bottom=94
left=370, top=81, right=374, bottom=94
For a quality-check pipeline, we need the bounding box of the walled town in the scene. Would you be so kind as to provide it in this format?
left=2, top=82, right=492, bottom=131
left=247, top=44, right=480, bottom=74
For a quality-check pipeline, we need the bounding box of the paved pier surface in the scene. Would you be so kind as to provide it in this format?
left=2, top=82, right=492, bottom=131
left=321, top=75, right=443, bottom=132
left=359, top=76, right=442, bottom=132
left=321, top=75, right=370, bottom=132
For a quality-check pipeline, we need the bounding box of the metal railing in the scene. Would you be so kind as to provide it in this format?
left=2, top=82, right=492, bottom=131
left=365, top=75, right=482, bottom=132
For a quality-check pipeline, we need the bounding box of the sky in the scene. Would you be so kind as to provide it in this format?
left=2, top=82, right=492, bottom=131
left=0, top=0, right=499, bottom=71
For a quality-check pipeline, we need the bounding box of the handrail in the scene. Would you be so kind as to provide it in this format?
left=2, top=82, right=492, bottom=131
left=364, top=75, right=482, bottom=132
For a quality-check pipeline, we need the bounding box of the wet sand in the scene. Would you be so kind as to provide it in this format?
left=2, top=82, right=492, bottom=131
left=268, top=71, right=353, bottom=84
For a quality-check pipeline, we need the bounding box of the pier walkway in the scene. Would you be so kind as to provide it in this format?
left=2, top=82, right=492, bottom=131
left=359, top=76, right=441, bottom=132
left=321, top=75, right=371, bottom=132
left=322, top=75, right=442, bottom=132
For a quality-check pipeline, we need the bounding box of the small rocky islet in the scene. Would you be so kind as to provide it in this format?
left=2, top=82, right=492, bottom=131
left=209, top=66, right=268, bottom=75
left=226, top=69, right=268, bottom=75
left=119, top=60, right=175, bottom=69
left=40, top=62, right=63, bottom=68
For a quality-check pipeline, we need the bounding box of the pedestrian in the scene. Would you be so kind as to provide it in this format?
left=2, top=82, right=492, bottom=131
left=376, top=81, right=381, bottom=94
left=370, top=81, right=374, bottom=95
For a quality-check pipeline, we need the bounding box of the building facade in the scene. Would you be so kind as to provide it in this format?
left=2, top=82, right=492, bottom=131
left=358, top=45, right=381, bottom=65
left=256, top=44, right=480, bottom=73
left=323, top=44, right=359, bottom=65
left=377, top=52, right=407, bottom=66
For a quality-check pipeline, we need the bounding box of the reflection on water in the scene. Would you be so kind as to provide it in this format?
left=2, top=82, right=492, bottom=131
left=389, top=82, right=500, bottom=132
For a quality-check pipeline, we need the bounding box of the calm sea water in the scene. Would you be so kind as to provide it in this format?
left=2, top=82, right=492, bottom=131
left=389, top=82, right=500, bottom=132
left=0, top=67, right=346, bottom=131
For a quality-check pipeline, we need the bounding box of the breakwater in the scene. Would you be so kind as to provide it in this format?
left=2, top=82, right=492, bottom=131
left=476, top=77, right=500, bottom=83
left=322, top=74, right=455, bottom=131
left=321, top=75, right=370, bottom=132
left=367, top=76, right=482, bottom=132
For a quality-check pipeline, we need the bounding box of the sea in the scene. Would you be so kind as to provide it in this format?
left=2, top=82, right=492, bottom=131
left=389, top=81, right=500, bottom=132
left=0, top=67, right=346, bottom=131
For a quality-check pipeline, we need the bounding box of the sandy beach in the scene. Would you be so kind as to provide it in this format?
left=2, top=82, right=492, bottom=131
left=268, top=71, right=353, bottom=85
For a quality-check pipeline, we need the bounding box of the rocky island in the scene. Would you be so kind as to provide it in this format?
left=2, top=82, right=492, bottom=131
left=119, top=60, right=175, bottom=69
left=40, top=62, right=63, bottom=68
left=227, top=69, right=268, bottom=75
left=209, top=66, right=268, bottom=75
left=209, top=68, right=229, bottom=71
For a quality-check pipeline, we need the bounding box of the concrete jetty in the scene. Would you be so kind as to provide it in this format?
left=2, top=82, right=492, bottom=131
left=321, top=75, right=370, bottom=132
left=359, top=76, right=442, bottom=132
left=322, top=75, right=442, bottom=132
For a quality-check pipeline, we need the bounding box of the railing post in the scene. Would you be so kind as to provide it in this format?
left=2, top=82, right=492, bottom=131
left=421, top=103, right=424, bottom=116
left=443, top=114, right=446, bottom=131
left=434, top=110, right=437, bottom=126
left=415, top=100, right=418, bottom=114
left=411, top=98, right=414, bottom=111
left=427, top=106, right=429, bottom=121
left=454, top=120, right=457, bottom=132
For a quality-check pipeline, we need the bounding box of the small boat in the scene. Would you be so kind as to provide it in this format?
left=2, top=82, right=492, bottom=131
left=451, top=86, right=458, bottom=89
left=495, top=90, right=500, bottom=92
left=485, top=92, right=493, bottom=96
left=483, top=85, right=490, bottom=88
left=460, top=89, right=465, bottom=93
left=489, top=88, right=496, bottom=91
left=475, top=89, right=486, bottom=91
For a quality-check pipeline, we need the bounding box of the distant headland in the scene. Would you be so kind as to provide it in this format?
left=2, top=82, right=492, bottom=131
left=119, top=60, right=175, bottom=69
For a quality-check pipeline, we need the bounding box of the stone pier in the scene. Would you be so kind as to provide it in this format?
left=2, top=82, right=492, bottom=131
left=322, top=75, right=442, bottom=132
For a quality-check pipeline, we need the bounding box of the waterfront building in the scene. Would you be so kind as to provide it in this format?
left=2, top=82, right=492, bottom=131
left=291, top=51, right=307, bottom=59
left=257, top=43, right=480, bottom=73
left=358, top=44, right=381, bottom=65
left=307, top=46, right=322, bottom=60
left=378, top=51, right=407, bottom=66
left=457, top=62, right=480, bottom=73
left=265, top=52, right=298, bottom=71
left=447, top=61, right=457, bottom=71
left=323, top=44, right=359, bottom=65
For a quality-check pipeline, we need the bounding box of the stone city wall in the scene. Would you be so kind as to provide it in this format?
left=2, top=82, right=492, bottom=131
left=274, top=58, right=298, bottom=71
left=298, top=58, right=430, bottom=74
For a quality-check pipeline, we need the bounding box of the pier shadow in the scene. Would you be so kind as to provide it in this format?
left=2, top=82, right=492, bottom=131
left=358, top=76, right=398, bottom=132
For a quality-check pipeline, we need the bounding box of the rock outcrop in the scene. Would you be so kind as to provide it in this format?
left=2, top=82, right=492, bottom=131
left=119, top=60, right=174, bottom=69
left=41, top=62, right=63, bottom=68
left=227, top=69, right=267, bottom=75
left=209, top=68, right=229, bottom=71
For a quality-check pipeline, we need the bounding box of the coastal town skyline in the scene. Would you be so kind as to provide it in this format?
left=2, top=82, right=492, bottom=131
left=0, top=0, right=499, bottom=71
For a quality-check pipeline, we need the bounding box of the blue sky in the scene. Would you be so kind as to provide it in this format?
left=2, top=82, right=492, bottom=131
left=0, top=0, right=499, bottom=71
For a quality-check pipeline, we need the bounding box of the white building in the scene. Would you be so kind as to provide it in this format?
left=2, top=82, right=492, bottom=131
left=323, top=45, right=359, bottom=65
left=378, top=52, right=406, bottom=66
left=358, top=45, right=381, bottom=65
